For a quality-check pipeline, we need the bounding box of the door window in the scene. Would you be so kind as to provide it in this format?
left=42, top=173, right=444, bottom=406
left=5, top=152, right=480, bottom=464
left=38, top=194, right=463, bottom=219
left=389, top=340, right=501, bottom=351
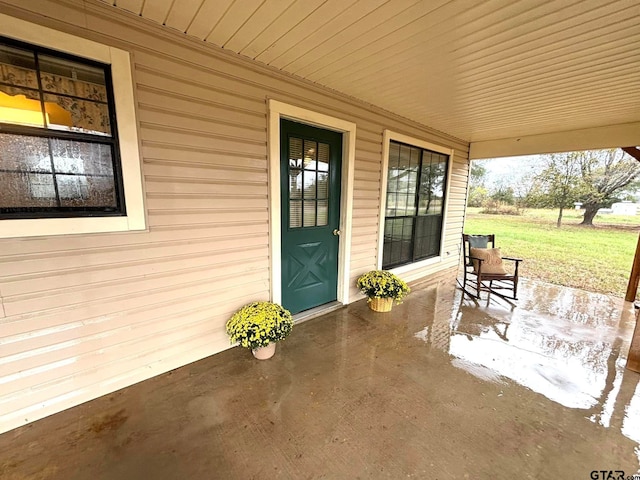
left=288, top=136, right=330, bottom=228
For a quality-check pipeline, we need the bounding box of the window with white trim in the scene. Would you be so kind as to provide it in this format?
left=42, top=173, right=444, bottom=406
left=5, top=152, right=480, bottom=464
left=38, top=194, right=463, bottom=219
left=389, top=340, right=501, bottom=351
left=382, top=140, right=449, bottom=269
left=0, top=37, right=125, bottom=219
left=0, top=13, right=145, bottom=239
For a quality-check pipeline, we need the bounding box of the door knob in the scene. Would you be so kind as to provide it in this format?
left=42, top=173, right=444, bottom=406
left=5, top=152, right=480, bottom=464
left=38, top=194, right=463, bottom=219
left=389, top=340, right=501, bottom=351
left=333, top=229, right=341, bottom=236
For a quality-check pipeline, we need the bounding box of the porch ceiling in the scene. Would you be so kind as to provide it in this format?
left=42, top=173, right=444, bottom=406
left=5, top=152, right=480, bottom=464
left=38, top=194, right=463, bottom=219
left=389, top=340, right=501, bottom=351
left=99, top=0, right=640, bottom=144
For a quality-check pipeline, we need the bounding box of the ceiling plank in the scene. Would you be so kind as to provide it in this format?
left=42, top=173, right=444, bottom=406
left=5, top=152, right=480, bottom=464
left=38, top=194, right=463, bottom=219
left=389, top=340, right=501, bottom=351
left=114, top=0, right=143, bottom=14
left=295, top=0, right=456, bottom=79
left=270, top=0, right=388, bottom=70
left=224, top=0, right=296, bottom=52
left=141, top=0, right=174, bottom=24
left=205, top=0, right=265, bottom=47
left=186, top=0, right=234, bottom=40
left=238, top=0, right=326, bottom=59
left=285, top=0, right=421, bottom=75
left=164, top=0, right=204, bottom=32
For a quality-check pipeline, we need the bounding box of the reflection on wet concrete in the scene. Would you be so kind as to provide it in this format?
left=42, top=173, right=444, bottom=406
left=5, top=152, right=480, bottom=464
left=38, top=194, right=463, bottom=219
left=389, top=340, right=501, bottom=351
left=1, top=277, right=639, bottom=479
left=439, top=279, right=640, bottom=471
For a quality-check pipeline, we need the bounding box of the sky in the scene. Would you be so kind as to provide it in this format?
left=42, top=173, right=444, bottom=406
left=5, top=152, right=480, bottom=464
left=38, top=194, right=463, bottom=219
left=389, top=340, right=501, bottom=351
left=475, top=155, right=544, bottom=189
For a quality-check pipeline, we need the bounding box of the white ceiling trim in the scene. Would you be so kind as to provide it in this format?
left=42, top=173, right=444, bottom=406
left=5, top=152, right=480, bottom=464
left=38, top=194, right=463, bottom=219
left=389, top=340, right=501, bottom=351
left=469, top=122, right=640, bottom=159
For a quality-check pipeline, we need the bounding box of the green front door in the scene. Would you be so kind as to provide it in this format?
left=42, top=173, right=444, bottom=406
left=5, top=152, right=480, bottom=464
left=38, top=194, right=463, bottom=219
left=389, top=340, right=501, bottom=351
left=280, top=119, right=342, bottom=314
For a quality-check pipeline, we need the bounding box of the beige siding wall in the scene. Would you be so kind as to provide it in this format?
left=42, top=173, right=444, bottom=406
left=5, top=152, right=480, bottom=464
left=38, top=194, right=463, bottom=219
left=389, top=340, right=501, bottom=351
left=0, top=0, right=469, bottom=434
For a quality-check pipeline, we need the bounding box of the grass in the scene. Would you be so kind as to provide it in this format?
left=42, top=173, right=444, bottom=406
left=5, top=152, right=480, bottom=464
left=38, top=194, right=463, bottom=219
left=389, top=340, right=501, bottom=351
left=464, top=208, right=640, bottom=298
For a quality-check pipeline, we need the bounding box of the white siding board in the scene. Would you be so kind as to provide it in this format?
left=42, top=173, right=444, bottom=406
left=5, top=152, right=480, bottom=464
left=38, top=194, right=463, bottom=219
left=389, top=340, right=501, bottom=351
left=139, top=126, right=267, bottom=157
left=137, top=107, right=266, bottom=140
left=1, top=238, right=268, bottom=297
left=136, top=88, right=266, bottom=127
left=0, top=0, right=470, bottom=434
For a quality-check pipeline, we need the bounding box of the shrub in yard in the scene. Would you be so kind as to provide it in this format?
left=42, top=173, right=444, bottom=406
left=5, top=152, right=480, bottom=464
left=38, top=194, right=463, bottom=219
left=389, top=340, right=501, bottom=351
left=480, top=200, right=522, bottom=216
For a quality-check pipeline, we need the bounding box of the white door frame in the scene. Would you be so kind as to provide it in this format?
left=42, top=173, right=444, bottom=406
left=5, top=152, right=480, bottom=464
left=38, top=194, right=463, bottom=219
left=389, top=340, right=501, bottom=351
left=268, top=99, right=356, bottom=307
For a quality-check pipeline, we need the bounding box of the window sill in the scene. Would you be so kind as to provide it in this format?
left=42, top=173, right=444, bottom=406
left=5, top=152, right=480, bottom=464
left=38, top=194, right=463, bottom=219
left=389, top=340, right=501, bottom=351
left=0, top=215, right=146, bottom=239
left=389, top=255, right=442, bottom=276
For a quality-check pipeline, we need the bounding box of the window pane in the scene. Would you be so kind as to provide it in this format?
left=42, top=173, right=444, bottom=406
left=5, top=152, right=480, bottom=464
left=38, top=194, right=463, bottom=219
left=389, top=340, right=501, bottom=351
left=289, top=137, right=302, bottom=168
left=0, top=134, right=119, bottom=213
left=388, top=142, right=400, bottom=166
left=303, top=139, right=316, bottom=170
left=303, top=170, right=316, bottom=199
left=289, top=168, right=302, bottom=199
left=414, top=215, right=443, bottom=259
left=317, top=172, right=328, bottom=199
left=385, top=192, right=395, bottom=217
left=289, top=200, right=301, bottom=228
left=0, top=133, right=50, bottom=172
left=317, top=142, right=329, bottom=171
left=303, top=200, right=316, bottom=227
left=0, top=44, right=38, bottom=89
left=51, top=139, right=113, bottom=175
left=387, top=169, right=398, bottom=193
left=58, top=175, right=116, bottom=208
left=38, top=54, right=108, bottom=102
left=0, top=87, right=45, bottom=128
left=0, top=172, right=57, bottom=208
left=317, top=200, right=328, bottom=226
left=52, top=139, right=116, bottom=208
left=418, top=157, right=446, bottom=216
left=43, top=93, right=111, bottom=136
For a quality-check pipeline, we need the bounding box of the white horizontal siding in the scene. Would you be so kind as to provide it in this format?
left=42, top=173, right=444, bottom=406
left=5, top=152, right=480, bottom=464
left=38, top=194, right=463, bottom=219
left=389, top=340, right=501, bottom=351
left=0, top=0, right=470, bottom=434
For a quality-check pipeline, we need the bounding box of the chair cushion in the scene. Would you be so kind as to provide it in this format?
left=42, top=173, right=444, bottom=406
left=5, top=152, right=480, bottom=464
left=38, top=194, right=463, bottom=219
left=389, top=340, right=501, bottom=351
left=468, top=235, right=490, bottom=248
left=470, top=247, right=507, bottom=275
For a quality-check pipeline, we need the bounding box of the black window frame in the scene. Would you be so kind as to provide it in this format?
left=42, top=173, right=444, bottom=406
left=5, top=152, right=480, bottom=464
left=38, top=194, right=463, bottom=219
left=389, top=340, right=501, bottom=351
left=0, top=35, right=126, bottom=220
left=382, top=140, right=449, bottom=269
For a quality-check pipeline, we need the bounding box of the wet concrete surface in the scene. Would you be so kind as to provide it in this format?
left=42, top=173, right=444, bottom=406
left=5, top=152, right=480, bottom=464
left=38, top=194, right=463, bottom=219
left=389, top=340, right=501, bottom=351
left=1, top=278, right=639, bottom=479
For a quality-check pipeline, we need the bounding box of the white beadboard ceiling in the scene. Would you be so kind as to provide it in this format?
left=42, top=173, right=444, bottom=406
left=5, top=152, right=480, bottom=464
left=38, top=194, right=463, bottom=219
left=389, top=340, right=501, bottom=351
left=100, top=0, right=640, bottom=144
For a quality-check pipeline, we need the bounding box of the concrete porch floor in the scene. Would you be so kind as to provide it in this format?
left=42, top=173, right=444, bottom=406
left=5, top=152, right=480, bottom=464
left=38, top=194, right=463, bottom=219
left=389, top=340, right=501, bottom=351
left=1, top=277, right=640, bottom=479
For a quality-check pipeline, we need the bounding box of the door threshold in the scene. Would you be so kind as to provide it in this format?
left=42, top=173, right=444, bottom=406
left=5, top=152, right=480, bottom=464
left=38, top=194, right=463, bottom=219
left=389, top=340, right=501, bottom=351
left=293, top=301, right=344, bottom=324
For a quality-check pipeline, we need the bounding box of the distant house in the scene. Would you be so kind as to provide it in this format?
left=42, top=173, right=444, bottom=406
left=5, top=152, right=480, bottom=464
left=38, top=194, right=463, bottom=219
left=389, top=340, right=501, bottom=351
left=611, top=202, right=638, bottom=215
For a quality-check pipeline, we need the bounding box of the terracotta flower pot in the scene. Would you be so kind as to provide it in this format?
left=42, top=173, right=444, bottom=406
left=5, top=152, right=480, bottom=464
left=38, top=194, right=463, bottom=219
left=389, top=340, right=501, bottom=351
left=369, top=297, right=393, bottom=312
left=252, top=342, right=276, bottom=360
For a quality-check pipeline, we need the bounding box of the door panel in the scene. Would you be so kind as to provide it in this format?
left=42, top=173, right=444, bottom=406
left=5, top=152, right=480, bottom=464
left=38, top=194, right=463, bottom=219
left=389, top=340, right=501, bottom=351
left=280, top=119, right=342, bottom=314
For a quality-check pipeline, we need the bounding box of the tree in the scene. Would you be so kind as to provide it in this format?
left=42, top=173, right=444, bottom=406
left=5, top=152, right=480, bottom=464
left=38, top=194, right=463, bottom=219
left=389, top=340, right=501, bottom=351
left=578, top=149, right=640, bottom=225
left=531, top=152, right=583, bottom=227
left=467, top=160, right=488, bottom=207
left=490, top=184, right=515, bottom=205
left=470, top=161, right=487, bottom=187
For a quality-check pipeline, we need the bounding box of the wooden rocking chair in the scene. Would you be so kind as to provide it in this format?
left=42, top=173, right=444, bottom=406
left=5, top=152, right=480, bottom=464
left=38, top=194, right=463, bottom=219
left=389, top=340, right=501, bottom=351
left=461, top=234, right=522, bottom=300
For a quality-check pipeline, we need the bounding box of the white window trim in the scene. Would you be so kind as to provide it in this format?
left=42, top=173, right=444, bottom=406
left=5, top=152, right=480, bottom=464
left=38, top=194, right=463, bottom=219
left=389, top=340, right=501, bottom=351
left=377, top=129, right=454, bottom=274
left=267, top=99, right=356, bottom=306
left=0, top=13, right=146, bottom=239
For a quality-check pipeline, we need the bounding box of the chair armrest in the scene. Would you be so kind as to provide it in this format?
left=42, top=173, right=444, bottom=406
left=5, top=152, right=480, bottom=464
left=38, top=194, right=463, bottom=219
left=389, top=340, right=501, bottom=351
left=502, top=257, right=523, bottom=262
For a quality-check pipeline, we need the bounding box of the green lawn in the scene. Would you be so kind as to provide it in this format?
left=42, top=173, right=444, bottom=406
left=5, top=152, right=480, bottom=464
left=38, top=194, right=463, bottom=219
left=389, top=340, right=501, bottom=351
left=464, top=208, right=640, bottom=297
